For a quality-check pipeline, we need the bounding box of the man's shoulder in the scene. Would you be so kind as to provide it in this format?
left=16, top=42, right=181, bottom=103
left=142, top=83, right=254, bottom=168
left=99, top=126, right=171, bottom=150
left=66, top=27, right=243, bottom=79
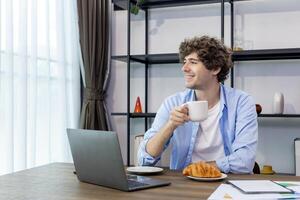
left=222, top=84, right=250, bottom=99
left=222, top=85, right=256, bottom=119
left=222, top=85, right=254, bottom=107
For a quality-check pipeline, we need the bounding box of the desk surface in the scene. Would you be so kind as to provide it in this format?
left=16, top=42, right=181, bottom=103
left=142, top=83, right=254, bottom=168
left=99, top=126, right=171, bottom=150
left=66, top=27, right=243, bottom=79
left=0, top=163, right=300, bottom=200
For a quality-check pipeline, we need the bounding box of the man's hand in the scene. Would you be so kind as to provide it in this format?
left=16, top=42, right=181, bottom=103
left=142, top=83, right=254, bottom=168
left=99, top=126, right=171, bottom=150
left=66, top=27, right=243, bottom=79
left=167, top=105, right=189, bottom=130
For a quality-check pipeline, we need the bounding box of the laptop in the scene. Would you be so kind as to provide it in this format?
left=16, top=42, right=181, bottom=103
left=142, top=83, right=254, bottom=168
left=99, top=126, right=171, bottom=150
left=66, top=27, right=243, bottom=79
left=67, top=128, right=171, bottom=191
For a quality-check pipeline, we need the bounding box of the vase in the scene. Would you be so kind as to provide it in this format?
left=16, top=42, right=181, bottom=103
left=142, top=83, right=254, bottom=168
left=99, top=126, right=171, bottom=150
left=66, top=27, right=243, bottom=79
left=273, top=92, right=284, bottom=114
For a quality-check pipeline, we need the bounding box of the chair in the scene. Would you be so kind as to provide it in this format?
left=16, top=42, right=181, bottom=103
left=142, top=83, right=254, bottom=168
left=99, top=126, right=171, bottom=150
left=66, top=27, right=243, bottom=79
left=134, top=134, right=144, bottom=166
left=252, top=106, right=261, bottom=174
left=253, top=162, right=260, bottom=174
left=133, top=134, right=171, bottom=167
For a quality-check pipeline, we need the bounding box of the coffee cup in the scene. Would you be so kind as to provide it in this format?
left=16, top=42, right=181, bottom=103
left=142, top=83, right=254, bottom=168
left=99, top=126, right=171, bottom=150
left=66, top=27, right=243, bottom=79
left=184, top=101, right=208, bottom=122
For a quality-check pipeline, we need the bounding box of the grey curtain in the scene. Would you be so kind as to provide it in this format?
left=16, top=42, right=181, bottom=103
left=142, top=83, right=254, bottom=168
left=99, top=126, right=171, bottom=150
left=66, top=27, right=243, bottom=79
left=77, top=0, right=110, bottom=130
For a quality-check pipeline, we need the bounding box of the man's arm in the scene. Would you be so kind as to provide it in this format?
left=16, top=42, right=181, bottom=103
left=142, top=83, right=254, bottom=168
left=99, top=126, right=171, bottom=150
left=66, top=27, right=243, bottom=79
left=206, top=161, right=218, bottom=169
left=216, top=95, right=258, bottom=173
left=146, top=105, right=189, bottom=157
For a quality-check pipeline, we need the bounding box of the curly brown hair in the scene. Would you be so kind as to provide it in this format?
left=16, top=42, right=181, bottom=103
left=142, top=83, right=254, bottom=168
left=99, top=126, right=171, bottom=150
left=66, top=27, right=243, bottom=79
left=179, top=35, right=233, bottom=82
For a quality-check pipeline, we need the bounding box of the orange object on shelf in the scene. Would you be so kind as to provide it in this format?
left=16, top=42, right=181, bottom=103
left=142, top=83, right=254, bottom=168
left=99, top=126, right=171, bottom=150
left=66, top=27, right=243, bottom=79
left=134, top=96, right=142, bottom=113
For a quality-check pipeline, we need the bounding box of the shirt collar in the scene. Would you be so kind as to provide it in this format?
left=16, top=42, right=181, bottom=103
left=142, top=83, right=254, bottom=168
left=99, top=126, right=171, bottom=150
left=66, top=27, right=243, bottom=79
left=219, top=84, right=228, bottom=115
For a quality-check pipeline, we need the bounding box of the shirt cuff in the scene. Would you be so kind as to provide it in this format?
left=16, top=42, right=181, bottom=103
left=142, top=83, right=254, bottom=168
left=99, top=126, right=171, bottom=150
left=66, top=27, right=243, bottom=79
left=138, top=138, right=160, bottom=166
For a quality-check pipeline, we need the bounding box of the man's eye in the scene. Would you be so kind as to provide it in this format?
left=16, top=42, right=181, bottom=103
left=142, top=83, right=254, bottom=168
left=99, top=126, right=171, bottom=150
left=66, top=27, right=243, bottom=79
left=191, top=61, right=197, bottom=64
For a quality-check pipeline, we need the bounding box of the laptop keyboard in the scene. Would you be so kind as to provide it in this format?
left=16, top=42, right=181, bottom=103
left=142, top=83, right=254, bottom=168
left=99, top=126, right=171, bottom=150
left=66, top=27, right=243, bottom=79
left=128, top=180, right=149, bottom=188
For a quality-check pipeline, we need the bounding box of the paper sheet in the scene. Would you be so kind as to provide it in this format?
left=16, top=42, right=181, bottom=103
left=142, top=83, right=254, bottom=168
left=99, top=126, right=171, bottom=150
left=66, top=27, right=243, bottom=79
left=208, top=182, right=300, bottom=200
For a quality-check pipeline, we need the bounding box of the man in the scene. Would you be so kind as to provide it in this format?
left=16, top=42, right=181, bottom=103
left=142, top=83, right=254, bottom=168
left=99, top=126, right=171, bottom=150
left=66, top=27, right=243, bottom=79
left=138, top=35, right=258, bottom=174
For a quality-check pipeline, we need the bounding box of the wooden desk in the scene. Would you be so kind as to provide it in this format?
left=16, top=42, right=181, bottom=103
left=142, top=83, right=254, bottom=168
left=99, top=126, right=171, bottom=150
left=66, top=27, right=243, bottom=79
left=0, top=163, right=300, bottom=200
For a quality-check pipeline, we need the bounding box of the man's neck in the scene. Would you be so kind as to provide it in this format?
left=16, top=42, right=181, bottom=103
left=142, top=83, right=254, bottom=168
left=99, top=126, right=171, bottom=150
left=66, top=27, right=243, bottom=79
left=194, top=83, right=220, bottom=109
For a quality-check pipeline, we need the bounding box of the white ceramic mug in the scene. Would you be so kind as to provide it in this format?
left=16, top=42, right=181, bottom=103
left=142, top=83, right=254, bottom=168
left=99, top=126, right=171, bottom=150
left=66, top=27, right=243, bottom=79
left=184, top=101, right=208, bottom=122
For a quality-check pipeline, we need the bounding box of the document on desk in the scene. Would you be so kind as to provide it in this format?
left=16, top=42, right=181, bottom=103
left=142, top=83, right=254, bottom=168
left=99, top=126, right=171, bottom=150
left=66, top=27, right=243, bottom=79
left=227, top=180, right=293, bottom=194
left=208, top=182, right=300, bottom=200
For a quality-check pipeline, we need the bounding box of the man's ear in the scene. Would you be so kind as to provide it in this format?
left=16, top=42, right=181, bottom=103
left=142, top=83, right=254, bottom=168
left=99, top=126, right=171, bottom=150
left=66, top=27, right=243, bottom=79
left=212, top=67, right=221, bottom=76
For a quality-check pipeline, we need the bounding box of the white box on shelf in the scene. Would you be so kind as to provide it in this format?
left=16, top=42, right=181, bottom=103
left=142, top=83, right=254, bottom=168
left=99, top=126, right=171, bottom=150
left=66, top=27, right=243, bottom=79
left=295, top=138, right=300, bottom=176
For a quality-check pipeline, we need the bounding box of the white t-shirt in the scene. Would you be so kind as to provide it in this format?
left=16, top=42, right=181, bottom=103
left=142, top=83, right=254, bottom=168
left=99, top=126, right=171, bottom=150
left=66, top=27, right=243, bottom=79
left=191, top=101, right=225, bottom=162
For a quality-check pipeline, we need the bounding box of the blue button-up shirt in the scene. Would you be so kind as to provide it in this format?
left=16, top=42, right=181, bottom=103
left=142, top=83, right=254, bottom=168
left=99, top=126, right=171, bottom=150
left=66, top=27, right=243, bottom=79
left=138, top=84, right=258, bottom=173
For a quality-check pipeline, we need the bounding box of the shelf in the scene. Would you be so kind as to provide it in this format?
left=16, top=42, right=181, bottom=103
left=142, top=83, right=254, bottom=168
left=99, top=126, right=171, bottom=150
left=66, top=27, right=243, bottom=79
left=130, top=113, right=156, bottom=118
left=111, top=112, right=156, bottom=118
left=111, top=112, right=128, bottom=116
left=258, top=114, right=300, bottom=118
left=112, top=112, right=300, bottom=118
left=113, top=0, right=235, bottom=11
left=111, top=55, right=127, bottom=62
left=112, top=54, right=180, bottom=64
left=233, top=48, right=300, bottom=61
left=112, top=48, right=300, bottom=64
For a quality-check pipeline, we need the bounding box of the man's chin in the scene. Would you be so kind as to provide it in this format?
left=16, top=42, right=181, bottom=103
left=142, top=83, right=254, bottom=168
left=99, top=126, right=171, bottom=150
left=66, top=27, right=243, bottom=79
left=185, top=84, right=195, bottom=89
left=185, top=83, right=201, bottom=90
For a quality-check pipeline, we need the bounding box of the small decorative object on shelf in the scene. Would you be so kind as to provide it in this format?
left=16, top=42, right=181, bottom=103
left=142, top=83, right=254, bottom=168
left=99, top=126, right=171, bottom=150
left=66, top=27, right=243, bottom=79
left=273, top=92, right=284, bottom=114
left=130, top=0, right=145, bottom=15
left=233, top=47, right=243, bottom=51
left=255, top=104, right=262, bottom=114
left=134, top=96, right=142, bottom=113
left=261, top=165, right=275, bottom=175
left=234, top=28, right=244, bottom=51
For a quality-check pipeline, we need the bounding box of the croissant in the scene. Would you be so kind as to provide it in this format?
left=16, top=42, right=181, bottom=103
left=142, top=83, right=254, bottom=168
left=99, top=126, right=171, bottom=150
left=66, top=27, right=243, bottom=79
left=182, top=161, right=221, bottom=178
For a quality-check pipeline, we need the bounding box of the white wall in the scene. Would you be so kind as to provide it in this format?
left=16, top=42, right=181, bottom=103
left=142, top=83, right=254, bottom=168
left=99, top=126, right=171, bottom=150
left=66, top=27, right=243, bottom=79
left=107, top=0, right=300, bottom=173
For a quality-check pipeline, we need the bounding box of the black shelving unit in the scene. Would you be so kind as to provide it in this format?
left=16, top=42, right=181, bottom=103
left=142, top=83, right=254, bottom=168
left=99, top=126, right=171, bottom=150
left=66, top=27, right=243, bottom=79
left=112, top=0, right=228, bottom=166
left=111, top=0, right=300, bottom=165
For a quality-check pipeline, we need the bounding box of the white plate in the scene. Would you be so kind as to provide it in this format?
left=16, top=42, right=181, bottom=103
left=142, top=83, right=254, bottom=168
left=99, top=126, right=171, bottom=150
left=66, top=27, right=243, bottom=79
left=186, top=173, right=227, bottom=181
left=126, top=166, right=164, bottom=175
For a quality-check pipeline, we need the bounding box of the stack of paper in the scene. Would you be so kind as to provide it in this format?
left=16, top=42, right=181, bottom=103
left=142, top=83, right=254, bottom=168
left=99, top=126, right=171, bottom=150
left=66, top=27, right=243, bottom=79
left=208, top=181, right=300, bottom=200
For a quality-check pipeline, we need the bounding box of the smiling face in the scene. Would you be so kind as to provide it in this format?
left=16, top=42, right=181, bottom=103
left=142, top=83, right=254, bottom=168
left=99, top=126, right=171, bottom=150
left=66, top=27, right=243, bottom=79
left=182, top=52, right=220, bottom=90
left=179, top=36, right=233, bottom=83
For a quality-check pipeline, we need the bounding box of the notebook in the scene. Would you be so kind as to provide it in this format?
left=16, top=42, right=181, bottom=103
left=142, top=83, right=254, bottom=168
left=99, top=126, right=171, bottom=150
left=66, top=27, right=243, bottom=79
left=227, top=180, right=294, bottom=194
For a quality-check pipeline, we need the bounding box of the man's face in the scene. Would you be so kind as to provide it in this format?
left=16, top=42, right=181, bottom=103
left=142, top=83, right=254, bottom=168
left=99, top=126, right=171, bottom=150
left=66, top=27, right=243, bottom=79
left=181, top=52, right=218, bottom=90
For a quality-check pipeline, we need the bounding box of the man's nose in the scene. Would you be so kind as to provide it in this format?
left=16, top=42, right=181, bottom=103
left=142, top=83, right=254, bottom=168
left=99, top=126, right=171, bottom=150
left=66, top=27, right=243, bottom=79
left=182, top=62, right=190, bottom=72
